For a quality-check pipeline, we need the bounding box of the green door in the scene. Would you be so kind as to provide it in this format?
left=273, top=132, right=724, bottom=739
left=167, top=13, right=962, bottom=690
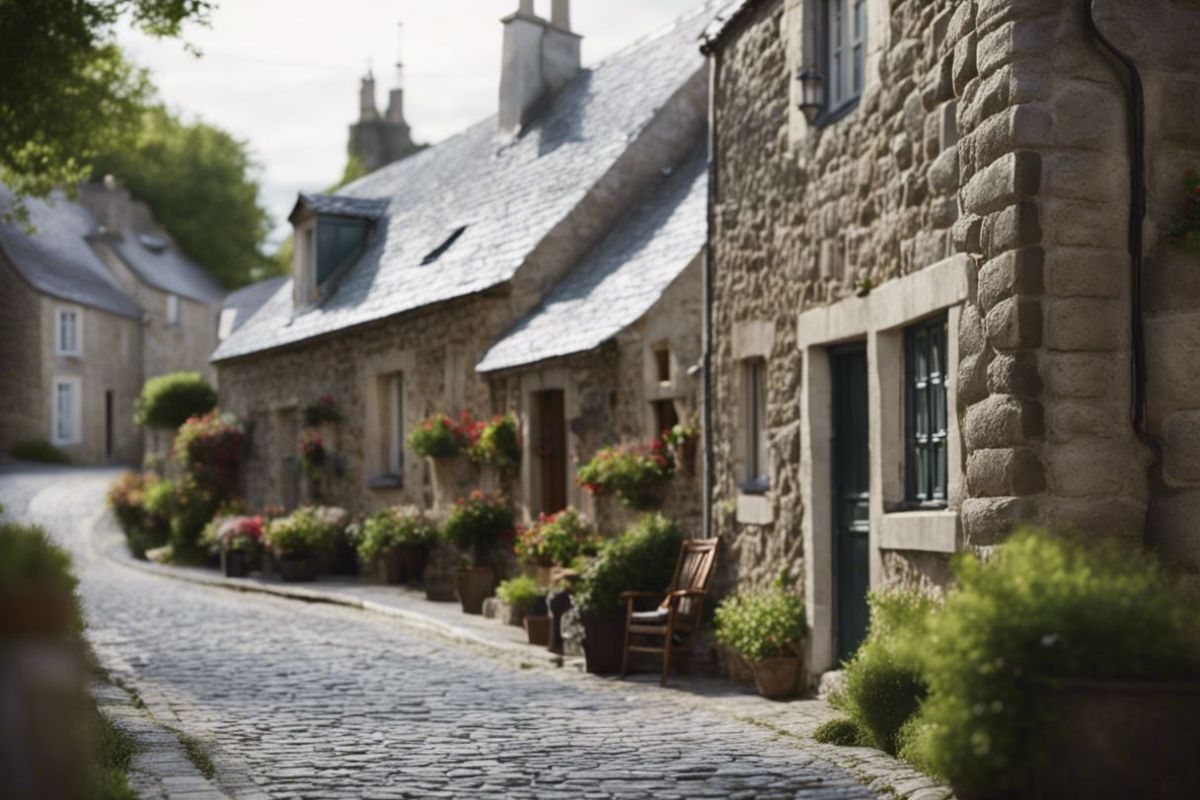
left=832, top=345, right=870, bottom=664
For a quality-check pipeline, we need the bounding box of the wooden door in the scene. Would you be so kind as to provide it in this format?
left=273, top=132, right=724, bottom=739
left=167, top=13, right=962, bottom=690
left=536, top=390, right=567, bottom=514
left=832, top=345, right=870, bottom=663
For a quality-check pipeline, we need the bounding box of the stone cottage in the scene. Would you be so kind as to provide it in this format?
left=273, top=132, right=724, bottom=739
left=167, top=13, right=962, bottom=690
left=0, top=181, right=226, bottom=464
left=212, top=2, right=715, bottom=525
left=700, top=0, right=1200, bottom=677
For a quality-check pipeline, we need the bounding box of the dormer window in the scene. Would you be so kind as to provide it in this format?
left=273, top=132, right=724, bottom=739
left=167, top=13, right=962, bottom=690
left=288, top=193, right=388, bottom=308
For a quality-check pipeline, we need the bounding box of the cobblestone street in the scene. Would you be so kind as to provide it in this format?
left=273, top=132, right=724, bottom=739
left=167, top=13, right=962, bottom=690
left=0, top=466, right=895, bottom=800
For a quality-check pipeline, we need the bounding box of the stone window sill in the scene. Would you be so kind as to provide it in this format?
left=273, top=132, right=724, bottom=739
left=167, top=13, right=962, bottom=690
left=367, top=474, right=403, bottom=491
left=736, top=493, right=774, bottom=526
left=879, top=510, right=958, bottom=554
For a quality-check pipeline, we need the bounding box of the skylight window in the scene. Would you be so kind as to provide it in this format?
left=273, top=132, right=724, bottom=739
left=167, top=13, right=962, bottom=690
left=421, top=226, right=467, bottom=266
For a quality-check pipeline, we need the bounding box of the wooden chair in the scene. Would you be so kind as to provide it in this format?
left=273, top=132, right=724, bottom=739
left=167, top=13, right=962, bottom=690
left=620, top=538, right=719, bottom=686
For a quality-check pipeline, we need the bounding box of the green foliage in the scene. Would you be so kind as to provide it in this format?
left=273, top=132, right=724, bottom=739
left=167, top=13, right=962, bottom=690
left=91, top=704, right=137, bottom=800
left=496, top=575, right=545, bottom=609
left=909, top=528, right=1200, bottom=794
left=812, top=717, right=871, bottom=747
left=0, top=1, right=210, bottom=212
left=513, top=507, right=595, bottom=567
left=174, top=412, right=245, bottom=500
left=357, top=507, right=436, bottom=561
left=10, top=440, right=71, bottom=464
left=166, top=477, right=217, bottom=559
left=468, top=415, right=521, bottom=468
left=265, top=506, right=345, bottom=557
left=574, top=514, right=684, bottom=616
left=91, top=105, right=276, bottom=288
left=407, top=413, right=471, bottom=459
left=837, top=592, right=937, bottom=755
left=714, top=586, right=807, bottom=662
left=134, top=372, right=216, bottom=429
left=108, top=472, right=170, bottom=557
left=576, top=441, right=675, bottom=510
left=441, top=492, right=514, bottom=562
left=0, top=521, right=76, bottom=592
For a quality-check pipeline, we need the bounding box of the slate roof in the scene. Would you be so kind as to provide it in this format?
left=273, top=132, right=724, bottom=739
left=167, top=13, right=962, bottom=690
left=699, top=0, right=764, bottom=54
left=0, top=188, right=143, bottom=319
left=211, top=5, right=717, bottom=363
left=220, top=276, right=289, bottom=337
left=290, top=194, right=389, bottom=223
left=106, top=232, right=226, bottom=304
left=477, top=143, right=707, bottom=373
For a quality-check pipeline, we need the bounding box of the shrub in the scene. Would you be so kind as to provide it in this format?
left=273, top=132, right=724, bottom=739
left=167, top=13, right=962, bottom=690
left=0, top=521, right=76, bottom=593
left=513, top=508, right=595, bottom=568
left=265, top=506, right=345, bottom=557
left=813, top=717, right=871, bottom=747
left=107, top=473, right=147, bottom=535
left=167, top=478, right=219, bottom=559
left=496, top=575, right=545, bottom=610
left=174, top=412, right=245, bottom=500
left=113, top=474, right=172, bottom=558
left=468, top=415, right=521, bottom=468
left=357, top=506, right=436, bottom=561
left=134, top=372, right=216, bottom=429
left=441, top=491, right=514, bottom=563
left=837, top=592, right=938, bottom=756
left=407, top=412, right=474, bottom=459
left=908, top=528, right=1200, bottom=795
left=573, top=514, right=683, bottom=617
left=576, top=440, right=674, bottom=510
left=714, top=586, right=807, bottom=662
left=10, top=440, right=70, bottom=464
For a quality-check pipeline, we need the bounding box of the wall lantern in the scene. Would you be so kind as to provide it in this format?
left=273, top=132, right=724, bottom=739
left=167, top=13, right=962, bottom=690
left=795, top=67, right=825, bottom=124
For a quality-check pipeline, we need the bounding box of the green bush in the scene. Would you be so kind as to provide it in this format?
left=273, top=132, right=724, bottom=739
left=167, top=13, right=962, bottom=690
left=469, top=415, right=521, bottom=468
left=10, top=440, right=71, bottom=464
left=134, top=372, right=216, bottom=429
left=0, top=521, right=76, bottom=592
left=166, top=478, right=218, bottom=560
left=265, top=506, right=345, bottom=557
left=496, top=575, right=545, bottom=609
left=406, top=413, right=470, bottom=459
left=837, top=592, right=937, bottom=755
left=357, top=506, right=436, bottom=561
left=573, top=514, right=683, bottom=616
left=813, top=717, right=871, bottom=747
left=107, top=473, right=169, bottom=558
left=174, top=412, right=245, bottom=500
left=576, top=441, right=675, bottom=510
left=441, top=491, right=514, bottom=563
left=908, top=528, right=1200, bottom=794
left=714, top=586, right=807, bottom=662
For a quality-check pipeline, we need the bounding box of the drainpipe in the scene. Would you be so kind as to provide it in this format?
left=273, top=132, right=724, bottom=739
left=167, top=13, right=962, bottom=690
left=701, top=54, right=718, bottom=539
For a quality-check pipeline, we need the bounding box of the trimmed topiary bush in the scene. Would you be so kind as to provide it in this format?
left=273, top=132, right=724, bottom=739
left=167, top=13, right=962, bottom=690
left=813, top=717, right=871, bottom=747
left=573, top=514, right=684, bottom=616
left=134, top=372, right=216, bottom=429
left=10, top=440, right=71, bottom=464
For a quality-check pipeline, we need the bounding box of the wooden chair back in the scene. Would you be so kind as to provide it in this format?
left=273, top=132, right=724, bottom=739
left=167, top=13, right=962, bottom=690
left=662, top=538, right=719, bottom=618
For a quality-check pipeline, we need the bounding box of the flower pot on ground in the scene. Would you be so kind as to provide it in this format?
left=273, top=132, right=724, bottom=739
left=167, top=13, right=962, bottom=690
left=358, top=506, right=436, bottom=586
left=208, top=516, right=264, bottom=580
left=264, top=506, right=344, bottom=584
left=580, top=613, right=626, bottom=674
left=524, top=615, right=552, bottom=646
left=495, top=575, right=549, bottom=626
left=714, top=580, right=808, bottom=700
left=576, top=440, right=675, bottom=511
left=440, top=491, right=515, bottom=613
left=277, top=554, right=319, bottom=583
left=378, top=549, right=404, bottom=584
left=399, top=545, right=428, bottom=586
left=221, top=549, right=250, bottom=578
left=454, top=566, right=495, bottom=614
left=513, top=508, right=596, bottom=585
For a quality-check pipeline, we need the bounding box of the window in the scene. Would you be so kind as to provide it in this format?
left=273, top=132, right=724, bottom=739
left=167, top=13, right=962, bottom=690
left=56, top=309, right=81, bottom=356
left=652, top=399, right=679, bottom=439
left=386, top=373, right=404, bottom=476
left=826, top=0, right=866, bottom=111
left=906, top=316, right=949, bottom=505
left=742, top=358, right=769, bottom=493
left=166, top=294, right=180, bottom=326
left=52, top=377, right=81, bottom=445
left=653, top=347, right=671, bottom=384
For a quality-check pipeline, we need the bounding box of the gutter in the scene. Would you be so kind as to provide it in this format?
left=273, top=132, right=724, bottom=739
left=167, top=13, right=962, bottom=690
left=702, top=53, right=719, bottom=539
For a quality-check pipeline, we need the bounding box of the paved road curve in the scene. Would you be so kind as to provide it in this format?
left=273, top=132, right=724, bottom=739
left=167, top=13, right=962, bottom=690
left=1, top=466, right=877, bottom=800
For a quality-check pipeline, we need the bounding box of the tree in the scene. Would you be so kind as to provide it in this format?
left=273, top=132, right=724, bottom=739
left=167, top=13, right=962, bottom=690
left=0, top=0, right=213, bottom=214
left=91, top=106, right=279, bottom=288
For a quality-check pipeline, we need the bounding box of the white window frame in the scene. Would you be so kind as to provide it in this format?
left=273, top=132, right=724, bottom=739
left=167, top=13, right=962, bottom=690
left=52, top=376, right=83, bottom=446
left=387, top=372, right=404, bottom=476
left=293, top=220, right=318, bottom=306
left=166, top=293, right=181, bottom=326
left=742, top=358, right=769, bottom=493
left=56, top=307, right=82, bottom=357
left=825, top=0, right=866, bottom=111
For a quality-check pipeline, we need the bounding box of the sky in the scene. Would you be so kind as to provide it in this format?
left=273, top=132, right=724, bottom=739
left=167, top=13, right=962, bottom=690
left=118, top=1, right=707, bottom=248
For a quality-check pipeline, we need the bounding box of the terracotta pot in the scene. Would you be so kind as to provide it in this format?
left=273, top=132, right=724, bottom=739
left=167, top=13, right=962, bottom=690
left=1024, top=678, right=1200, bottom=800
left=0, top=588, right=77, bottom=638
left=581, top=613, right=626, bottom=675
left=399, top=545, right=427, bottom=586
left=379, top=549, right=404, bottom=584
left=751, top=656, right=802, bottom=700
left=721, top=645, right=756, bottom=684
left=524, top=615, right=552, bottom=646
left=454, top=566, right=496, bottom=614
left=221, top=549, right=249, bottom=579
left=277, top=553, right=319, bottom=583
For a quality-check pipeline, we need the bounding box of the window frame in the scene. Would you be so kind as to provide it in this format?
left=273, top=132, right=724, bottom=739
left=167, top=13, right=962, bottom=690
left=904, top=315, right=949, bottom=508
left=741, top=357, right=770, bottom=495
left=56, top=308, right=81, bottom=357
left=386, top=372, right=405, bottom=478
left=823, top=0, right=866, bottom=118
left=52, top=376, right=82, bottom=446
left=166, top=293, right=181, bottom=326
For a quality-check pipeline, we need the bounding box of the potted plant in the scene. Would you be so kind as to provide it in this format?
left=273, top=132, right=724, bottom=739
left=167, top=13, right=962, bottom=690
left=495, top=575, right=548, bottom=627
left=407, top=412, right=476, bottom=507
left=662, top=420, right=699, bottom=477
left=214, top=515, right=263, bottom=578
left=468, top=414, right=522, bottom=491
left=576, top=440, right=675, bottom=511
left=0, top=520, right=80, bottom=639
left=513, top=507, right=595, bottom=586
left=441, top=491, right=514, bottom=614
left=358, top=506, right=437, bottom=584
left=715, top=583, right=808, bottom=700
left=573, top=514, right=683, bottom=674
left=302, top=394, right=341, bottom=428
left=264, top=507, right=341, bottom=582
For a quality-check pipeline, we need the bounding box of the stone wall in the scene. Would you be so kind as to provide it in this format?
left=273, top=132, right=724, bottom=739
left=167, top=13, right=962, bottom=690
left=0, top=259, right=45, bottom=457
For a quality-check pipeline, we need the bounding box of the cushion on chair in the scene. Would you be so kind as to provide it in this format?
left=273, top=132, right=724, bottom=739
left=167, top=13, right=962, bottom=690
left=630, top=608, right=670, bottom=625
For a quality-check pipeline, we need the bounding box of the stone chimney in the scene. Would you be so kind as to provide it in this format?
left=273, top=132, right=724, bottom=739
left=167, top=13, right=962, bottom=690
left=359, top=70, right=379, bottom=121
left=498, top=0, right=582, bottom=135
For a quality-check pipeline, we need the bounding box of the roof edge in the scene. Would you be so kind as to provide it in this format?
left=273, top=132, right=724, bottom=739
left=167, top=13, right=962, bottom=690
left=699, top=0, right=768, bottom=54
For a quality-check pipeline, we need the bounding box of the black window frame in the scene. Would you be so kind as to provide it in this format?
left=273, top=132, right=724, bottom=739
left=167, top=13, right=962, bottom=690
left=905, top=315, right=949, bottom=508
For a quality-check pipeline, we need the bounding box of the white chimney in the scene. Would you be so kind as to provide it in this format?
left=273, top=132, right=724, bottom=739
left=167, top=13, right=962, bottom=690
left=498, top=0, right=582, bottom=135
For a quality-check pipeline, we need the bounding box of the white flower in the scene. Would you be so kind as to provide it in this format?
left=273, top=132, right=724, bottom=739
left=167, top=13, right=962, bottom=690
left=1041, top=633, right=1060, bottom=647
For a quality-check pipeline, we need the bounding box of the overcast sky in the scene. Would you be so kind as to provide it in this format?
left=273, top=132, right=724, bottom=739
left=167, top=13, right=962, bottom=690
left=117, top=1, right=706, bottom=248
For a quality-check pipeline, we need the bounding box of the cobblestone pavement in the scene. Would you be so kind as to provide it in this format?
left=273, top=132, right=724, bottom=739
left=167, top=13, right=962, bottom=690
left=2, top=466, right=891, bottom=800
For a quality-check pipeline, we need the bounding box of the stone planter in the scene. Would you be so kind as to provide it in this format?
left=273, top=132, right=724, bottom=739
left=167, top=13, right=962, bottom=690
left=581, top=613, right=626, bottom=675
left=751, top=656, right=803, bottom=700
left=1020, top=678, right=1200, bottom=800
left=399, top=545, right=428, bottom=586
left=221, top=549, right=250, bottom=579
left=429, top=456, right=475, bottom=510
left=277, top=553, right=319, bottom=583
left=378, top=549, right=404, bottom=584
left=454, top=566, right=496, bottom=615
left=521, top=563, right=555, bottom=588
left=524, top=615, right=552, bottom=646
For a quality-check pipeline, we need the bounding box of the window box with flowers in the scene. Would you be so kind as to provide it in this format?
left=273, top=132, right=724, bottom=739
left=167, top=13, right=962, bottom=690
left=576, top=440, right=676, bottom=511
left=441, top=491, right=515, bottom=614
